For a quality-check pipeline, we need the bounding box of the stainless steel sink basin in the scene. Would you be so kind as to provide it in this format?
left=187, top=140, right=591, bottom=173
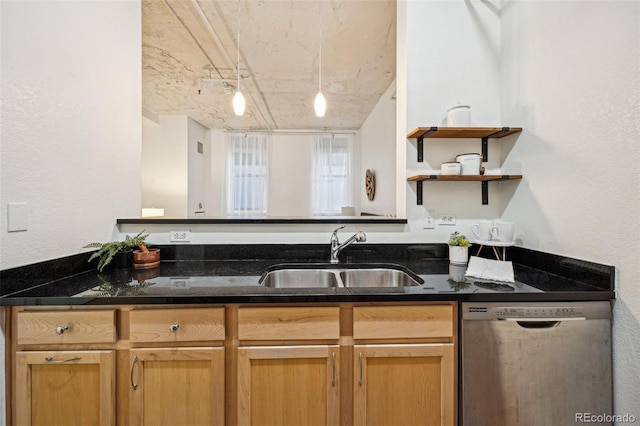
left=259, top=264, right=423, bottom=288
left=260, top=269, right=339, bottom=288
left=339, top=268, right=422, bottom=288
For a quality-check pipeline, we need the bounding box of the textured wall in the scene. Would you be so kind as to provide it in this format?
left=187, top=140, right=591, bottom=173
left=500, top=0, right=640, bottom=418
left=0, top=1, right=142, bottom=268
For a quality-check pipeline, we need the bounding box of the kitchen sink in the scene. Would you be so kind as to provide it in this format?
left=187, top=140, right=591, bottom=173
left=339, top=268, right=422, bottom=288
left=259, top=264, right=424, bottom=288
left=260, top=269, right=339, bottom=288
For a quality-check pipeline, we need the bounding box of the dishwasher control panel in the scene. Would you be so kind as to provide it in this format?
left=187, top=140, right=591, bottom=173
left=493, top=306, right=584, bottom=319
left=462, top=302, right=611, bottom=321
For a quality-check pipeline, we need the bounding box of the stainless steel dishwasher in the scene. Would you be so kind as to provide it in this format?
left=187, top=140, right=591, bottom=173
left=461, top=301, right=612, bottom=426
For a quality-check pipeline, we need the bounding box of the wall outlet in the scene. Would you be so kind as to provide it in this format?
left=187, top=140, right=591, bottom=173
left=170, top=231, right=191, bottom=242
left=423, top=210, right=435, bottom=229
left=437, top=214, right=456, bottom=226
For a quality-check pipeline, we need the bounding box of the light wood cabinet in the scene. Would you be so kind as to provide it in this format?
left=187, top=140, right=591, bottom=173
left=352, top=305, right=456, bottom=426
left=7, top=303, right=455, bottom=426
left=234, top=304, right=455, bottom=426
left=236, top=306, right=341, bottom=426
left=13, top=309, right=117, bottom=426
left=353, top=344, right=454, bottom=426
left=128, top=307, right=226, bottom=426
left=237, top=345, right=340, bottom=426
left=129, top=347, right=225, bottom=426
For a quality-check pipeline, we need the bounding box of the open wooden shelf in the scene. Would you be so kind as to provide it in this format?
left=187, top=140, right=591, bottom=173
left=407, top=126, right=522, bottom=140
left=405, top=126, right=523, bottom=205
left=407, top=126, right=522, bottom=162
left=407, top=175, right=522, bottom=182
left=407, top=174, right=523, bottom=205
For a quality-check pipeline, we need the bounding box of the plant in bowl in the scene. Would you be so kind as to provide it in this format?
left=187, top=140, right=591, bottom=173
left=84, top=231, right=149, bottom=271
left=448, top=231, right=471, bottom=265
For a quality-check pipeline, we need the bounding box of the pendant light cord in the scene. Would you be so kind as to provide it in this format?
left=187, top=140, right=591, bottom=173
left=318, top=6, right=322, bottom=92
left=237, top=0, right=241, bottom=91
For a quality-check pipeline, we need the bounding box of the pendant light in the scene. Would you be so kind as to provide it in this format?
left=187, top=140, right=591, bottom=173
left=233, top=0, right=246, bottom=116
left=314, top=7, right=326, bottom=117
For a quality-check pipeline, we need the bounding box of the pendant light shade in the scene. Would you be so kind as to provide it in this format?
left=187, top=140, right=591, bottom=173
left=314, top=92, right=326, bottom=117
left=233, top=90, right=246, bottom=116
left=234, top=0, right=245, bottom=116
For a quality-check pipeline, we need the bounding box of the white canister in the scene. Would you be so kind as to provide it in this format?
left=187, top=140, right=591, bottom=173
left=447, top=105, right=471, bottom=127
left=440, top=162, right=461, bottom=175
left=455, top=153, right=482, bottom=175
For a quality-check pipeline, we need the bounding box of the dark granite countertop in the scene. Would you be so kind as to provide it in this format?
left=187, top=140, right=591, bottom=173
left=0, top=244, right=615, bottom=306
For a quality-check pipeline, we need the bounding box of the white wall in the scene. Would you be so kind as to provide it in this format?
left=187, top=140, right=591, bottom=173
left=359, top=79, right=397, bottom=216
left=268, top=134, right=314, bottom=217
left=187, top=117, right=207, bottom=215
left=206, top=129, right=226, bottom=215
left=142, top=115, right=188, bottom=216
left=404, top=0, right=503, bottom=242
left=0, top=0, right=142, bottom=423
left=500, top=0, right=640, bottom=417
left=1, top=1, right=141, bottom=268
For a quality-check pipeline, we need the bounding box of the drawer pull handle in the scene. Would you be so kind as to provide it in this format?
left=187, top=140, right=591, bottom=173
left=45, top=356, right=80, bottom=363
left=359, top=352, right=364, bottom=386
left=55, top=325, right=69, bottom=335
left=331, top=352, right=337, bottom=387
left=130, top=356, right=138, bottom=390
left=169, top=323, right=180, bottom=332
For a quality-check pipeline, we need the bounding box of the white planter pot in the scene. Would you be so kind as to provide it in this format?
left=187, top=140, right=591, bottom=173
left=449, top=246, right=469, bottom=265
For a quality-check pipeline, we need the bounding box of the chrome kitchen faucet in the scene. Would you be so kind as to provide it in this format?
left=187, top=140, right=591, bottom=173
left=330, top=226, right=366, bottom=264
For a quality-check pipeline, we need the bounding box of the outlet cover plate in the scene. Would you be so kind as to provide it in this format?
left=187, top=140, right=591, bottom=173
left=170, top=231, right=191, bottom=242
left=437, top=214, right=456, bottom=226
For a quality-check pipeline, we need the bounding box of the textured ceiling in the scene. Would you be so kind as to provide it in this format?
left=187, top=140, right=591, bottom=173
left=142, top=0, right=396, bottom=130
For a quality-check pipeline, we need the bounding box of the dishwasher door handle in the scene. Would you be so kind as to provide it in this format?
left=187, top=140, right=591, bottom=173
left=502, top=317, right=586, bottom=329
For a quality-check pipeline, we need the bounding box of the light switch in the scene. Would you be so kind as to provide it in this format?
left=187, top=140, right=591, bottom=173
left=8, top=202, right=28, bottom=232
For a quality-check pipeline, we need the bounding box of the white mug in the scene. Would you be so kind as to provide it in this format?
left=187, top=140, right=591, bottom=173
left=491, top=222, right=515, bottom=242
left=471, top=220, right=495, bottom=241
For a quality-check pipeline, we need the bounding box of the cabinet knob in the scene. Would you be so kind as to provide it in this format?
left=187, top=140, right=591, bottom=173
left=55, top=325, right=69, bottom=335
left=169, top=323, right=180, bottom=332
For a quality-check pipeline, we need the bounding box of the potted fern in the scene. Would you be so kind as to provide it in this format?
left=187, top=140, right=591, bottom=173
left=84, top=231, right=149, bottom=271
left=448, top=231, right=471, bottom=265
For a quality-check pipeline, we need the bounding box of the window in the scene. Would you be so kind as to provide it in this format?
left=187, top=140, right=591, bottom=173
left=312, top=134, right=354, bottom=215
left=226, top=133, right=269, bottom=215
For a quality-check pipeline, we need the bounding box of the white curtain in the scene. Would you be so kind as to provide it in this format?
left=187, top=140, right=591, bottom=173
left=312, top=134, right=354, bottom=215
left=226, top=133, right=270, bottom=216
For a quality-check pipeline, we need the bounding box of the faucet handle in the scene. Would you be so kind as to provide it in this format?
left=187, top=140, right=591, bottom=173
left=332, top=225, right=346, bottom=238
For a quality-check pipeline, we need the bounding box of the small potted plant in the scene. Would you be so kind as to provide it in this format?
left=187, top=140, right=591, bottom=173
left=84, top=231, right=149, bottom=271
left=448, top=231, right=471, bottom=265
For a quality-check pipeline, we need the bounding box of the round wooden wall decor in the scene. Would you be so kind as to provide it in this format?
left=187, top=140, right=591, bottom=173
left=365, top=169, right=375, bottom=201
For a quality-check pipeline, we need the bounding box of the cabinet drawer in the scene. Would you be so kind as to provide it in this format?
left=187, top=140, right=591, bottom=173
left=238, top=307, right=340, bottom=341
left=353, top=305, right=453, bottom=339
left=17, top=310, right=116, bottom=345
left=129, top=308, right=225, bottom=343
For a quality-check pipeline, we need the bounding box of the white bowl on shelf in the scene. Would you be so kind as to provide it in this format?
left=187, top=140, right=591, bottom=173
left=440, top=162, right=461, bottom=175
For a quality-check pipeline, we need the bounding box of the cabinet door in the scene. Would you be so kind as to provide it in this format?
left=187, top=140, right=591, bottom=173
left=15, top=350, right=115, bottom=426
left=129, top=347, right=225, bottom=426
left=237, top=345, right=340, bottom=426
left=353, top=344, right=454, bottom=426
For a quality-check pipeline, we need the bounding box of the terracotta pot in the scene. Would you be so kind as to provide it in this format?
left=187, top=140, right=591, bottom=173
left=132, top=248, right=160, bottom=269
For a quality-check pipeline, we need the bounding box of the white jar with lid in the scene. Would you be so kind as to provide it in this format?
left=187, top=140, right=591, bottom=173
left=447, top=105, right=471, bottom=127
